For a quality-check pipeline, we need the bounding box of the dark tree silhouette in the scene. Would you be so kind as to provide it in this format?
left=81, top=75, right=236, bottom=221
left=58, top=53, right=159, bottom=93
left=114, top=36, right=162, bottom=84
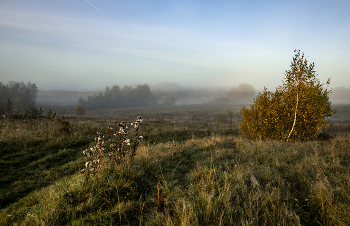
left=0, top=81, right=38, bottom=111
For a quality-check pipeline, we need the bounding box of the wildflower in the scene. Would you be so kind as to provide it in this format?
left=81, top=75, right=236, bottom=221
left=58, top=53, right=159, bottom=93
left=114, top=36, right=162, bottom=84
left=85, top=161, right=92, bottom=168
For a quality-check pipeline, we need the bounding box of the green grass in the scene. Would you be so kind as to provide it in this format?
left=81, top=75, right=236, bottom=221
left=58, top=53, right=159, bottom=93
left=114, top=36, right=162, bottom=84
left=0, top=103, right=350, bottom=225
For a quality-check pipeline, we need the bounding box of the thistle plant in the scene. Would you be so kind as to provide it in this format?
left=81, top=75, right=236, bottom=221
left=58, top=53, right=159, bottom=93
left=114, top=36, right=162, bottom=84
left=108, top=121, right=130, bottom=162
left=81, top=116, right=143, bottom=176
left=81, top=132, right=105, bottom=177
left=130, top=116, right=143, bottom=157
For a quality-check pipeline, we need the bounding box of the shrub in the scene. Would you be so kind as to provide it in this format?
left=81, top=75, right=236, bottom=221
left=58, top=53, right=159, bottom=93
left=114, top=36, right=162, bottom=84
left=24, top=106, right=43, bottom=119
left=73, top=106, right=86, bottom=116
left=239, top=50, right=335, bottom=141
left=45, top=109, right=56, bottom=120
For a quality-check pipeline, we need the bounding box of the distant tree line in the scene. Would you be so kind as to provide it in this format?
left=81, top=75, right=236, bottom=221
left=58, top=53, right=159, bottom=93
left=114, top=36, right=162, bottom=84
left=0, top=81, right=38, bottom=112
left=152, top=85, right=228, bottom=100
left=78, top=82, right=258, bottom=109
left=78, top=84, right=156, bottom=110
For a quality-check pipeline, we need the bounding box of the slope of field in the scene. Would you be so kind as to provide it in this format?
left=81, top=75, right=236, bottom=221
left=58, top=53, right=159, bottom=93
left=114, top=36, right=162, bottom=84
left=0, top=104, right=349, bottom=225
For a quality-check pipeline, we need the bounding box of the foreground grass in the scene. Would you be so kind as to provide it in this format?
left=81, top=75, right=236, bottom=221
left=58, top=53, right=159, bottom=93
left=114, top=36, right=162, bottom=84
left=1, top=131, right=350, bottom=225
left=0, top=117, right=104, bottom=209
left=1, top=103, right=350, bottom=225
left=0, top=109, right=238, bottom=210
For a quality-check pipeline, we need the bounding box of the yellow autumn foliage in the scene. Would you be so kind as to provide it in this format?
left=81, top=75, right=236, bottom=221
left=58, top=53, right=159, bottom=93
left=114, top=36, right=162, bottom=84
left=239, top=50, right=335, bottom=141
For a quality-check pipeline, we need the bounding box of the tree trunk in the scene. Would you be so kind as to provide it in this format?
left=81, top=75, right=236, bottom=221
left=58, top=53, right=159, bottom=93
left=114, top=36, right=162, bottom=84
left=287, top=80, right=299, bottom=141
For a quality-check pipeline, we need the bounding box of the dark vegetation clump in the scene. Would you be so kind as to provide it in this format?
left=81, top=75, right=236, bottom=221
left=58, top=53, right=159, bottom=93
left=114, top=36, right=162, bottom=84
left=73, top=106, right=87, bottom=116
left=0, top=81, right=38, bottom=112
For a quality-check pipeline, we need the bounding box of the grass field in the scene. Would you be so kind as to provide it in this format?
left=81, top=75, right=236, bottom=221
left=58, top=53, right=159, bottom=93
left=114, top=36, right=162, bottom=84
left=0, top=103, right=349, bottom=225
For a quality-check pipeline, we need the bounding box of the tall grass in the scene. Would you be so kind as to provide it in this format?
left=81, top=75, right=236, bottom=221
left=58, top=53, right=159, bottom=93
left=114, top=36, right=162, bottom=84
left=1, top=131, right=350, bottom=225
left=0, top=104, right=350, bottom=225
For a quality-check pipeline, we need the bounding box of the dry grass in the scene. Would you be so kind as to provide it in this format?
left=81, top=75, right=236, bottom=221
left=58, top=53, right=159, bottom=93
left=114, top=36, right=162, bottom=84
left=0, top=105, right=350, bottom=225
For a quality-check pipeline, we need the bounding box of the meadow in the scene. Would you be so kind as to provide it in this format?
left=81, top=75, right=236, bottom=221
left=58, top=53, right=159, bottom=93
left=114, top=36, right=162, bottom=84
left=0, top=103, right=350, bottom=225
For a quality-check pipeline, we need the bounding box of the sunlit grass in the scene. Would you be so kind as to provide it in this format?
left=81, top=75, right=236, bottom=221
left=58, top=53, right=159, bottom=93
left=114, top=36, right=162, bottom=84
left=0, top=105, right=350, bottom=225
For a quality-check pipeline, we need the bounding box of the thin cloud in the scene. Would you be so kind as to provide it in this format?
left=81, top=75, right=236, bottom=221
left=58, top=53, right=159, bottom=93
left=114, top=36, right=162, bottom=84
left=85, top=0, right=102, bottom=12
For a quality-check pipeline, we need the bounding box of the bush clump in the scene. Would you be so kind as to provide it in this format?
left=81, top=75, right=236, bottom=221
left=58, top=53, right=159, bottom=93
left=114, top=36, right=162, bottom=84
left=239, top=50, right=335, bottom=141
left=73, top=106, right=87, bottom=116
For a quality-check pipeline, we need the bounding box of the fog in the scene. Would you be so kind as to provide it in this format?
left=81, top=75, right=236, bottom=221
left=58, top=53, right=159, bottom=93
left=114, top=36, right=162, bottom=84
left=0, top=79, right=347, bottom=114
left=33, top=82, right=350, bottom=108
left=329, top=87, right=350, bottom=104
left=33, top=82, right=258, bottom=107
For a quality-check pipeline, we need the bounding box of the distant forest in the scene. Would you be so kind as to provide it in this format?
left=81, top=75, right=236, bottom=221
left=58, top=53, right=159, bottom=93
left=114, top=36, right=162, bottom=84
left=78, top=83, right=258, bottom=109
left=78, top=84, right=157, bottom=110
left=0, top=81, right=38, bottom=112
left=1, top=81, right=349, bottom=112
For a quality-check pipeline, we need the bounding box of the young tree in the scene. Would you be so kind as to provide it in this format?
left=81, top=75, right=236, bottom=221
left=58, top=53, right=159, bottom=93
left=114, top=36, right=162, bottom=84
left=239, top=50, right=335, bottom=141
left=74, top=106, right=87, bottom=116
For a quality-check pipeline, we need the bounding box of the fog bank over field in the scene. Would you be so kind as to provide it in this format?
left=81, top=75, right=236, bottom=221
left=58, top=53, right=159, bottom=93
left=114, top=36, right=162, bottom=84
left=36, top=81, right=350, bottom=107
left=35, top=82, right=258, bottom=106
left=329, top=86, right=350, bottom=104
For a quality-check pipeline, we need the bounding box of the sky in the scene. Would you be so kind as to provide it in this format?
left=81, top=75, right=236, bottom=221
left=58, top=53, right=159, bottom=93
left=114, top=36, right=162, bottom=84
left=0, top=0, right=349, bottom=91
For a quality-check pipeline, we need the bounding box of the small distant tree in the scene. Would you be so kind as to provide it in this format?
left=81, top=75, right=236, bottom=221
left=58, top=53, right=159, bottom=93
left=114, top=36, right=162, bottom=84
left=74, top=106, right=87, bottom=116
left=239, top=50, right=335, bottom=141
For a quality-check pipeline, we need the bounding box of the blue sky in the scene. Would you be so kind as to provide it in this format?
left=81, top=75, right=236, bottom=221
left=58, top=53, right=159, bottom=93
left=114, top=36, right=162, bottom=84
left=0, top=0, right=349, bottom=91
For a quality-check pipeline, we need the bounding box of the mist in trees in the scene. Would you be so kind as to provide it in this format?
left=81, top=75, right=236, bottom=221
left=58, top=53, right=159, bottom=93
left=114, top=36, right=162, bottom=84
left=0, top=81, right=38, bottom=112
left=227, top=83, right=256, bottom=103
left=330, top=86, right=350, bottom=103
left=78, top=84, right=156, bottom=109
left=152, top=82, right=256, bottom=105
